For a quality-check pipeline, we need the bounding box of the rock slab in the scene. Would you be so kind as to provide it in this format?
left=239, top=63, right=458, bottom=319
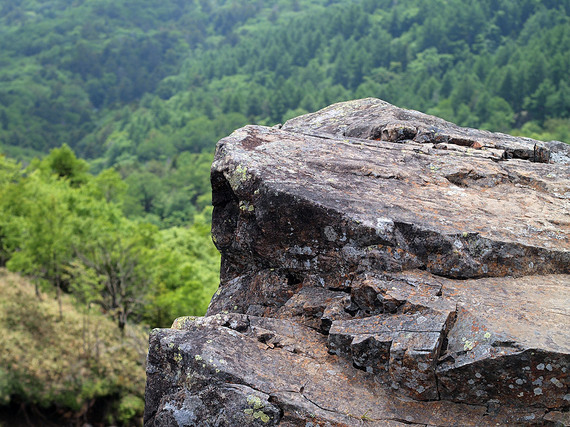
left=145, top=99, right=570, bottom=426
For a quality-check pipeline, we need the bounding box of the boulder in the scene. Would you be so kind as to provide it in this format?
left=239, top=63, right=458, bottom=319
left=145, top=99, right=570, bottom=426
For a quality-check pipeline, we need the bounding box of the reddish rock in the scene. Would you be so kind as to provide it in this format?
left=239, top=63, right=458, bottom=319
left=145, top=99, right=570, bottom=426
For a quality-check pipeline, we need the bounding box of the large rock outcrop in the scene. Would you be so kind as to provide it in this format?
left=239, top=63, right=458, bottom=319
left=145, top=99, right=570, bottom=426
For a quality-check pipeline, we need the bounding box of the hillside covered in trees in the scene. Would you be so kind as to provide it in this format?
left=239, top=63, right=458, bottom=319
left=0, top=0, right=569, bottom=424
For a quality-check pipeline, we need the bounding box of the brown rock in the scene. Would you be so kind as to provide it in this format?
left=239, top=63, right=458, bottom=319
left=470, top=141, right=483, bottom=149
left=145, top=99, right=570, bottom=426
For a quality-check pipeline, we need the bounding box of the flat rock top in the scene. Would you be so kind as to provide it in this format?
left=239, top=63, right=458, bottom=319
left=283, top=98, right=570, bottom=165
left=219, top=121, right=569, bottom=271
left=396, top=270, right=570, bottom=354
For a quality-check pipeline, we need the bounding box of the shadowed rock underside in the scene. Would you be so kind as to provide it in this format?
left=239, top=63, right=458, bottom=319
left=145, top=99, right=570, bottom=426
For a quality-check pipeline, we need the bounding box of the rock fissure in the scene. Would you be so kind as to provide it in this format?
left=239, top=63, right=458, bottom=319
left=385, top=418, right=425, bottom=426
left=296, top=391, right=338, bottom=416
left=145, top=99, right=569, bottom=426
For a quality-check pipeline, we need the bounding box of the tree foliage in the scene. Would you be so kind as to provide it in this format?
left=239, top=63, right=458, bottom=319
left=1, top=0, right=567, bottom=163
left=2, top=0, right=568, bottom=228
left=0, top=146, right=219, bottom=331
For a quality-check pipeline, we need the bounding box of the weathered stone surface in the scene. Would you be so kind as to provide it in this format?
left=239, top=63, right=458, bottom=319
left=145, top=99, right=570, bottom=426
left=145, top=313, right=553, bottom=426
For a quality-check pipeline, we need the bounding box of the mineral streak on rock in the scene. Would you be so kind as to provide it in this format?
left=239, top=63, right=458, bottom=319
left=145, top=99, right=570, bottom=426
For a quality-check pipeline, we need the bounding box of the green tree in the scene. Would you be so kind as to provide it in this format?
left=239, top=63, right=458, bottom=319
left=525, top=79, right=556, bottom=122
left=0, top=156, right=23, bottom=266
left=71, top=224, right=155, bottom=332
left=6, top=174, right=74, bottom=317
left=144, top=212, right=220, bottom=327
left=42, top=144, right=89, bottom=187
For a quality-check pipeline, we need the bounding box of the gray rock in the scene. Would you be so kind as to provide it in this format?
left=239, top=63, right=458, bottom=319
left=145, top=99, right=569, bottom=426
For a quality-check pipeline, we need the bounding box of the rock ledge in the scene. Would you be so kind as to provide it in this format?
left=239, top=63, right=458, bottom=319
left=145, top=99, right=569, bottom=426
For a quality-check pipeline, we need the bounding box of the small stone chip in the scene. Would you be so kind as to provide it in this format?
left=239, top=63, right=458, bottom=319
left=470, top=141, right=483, bottom=149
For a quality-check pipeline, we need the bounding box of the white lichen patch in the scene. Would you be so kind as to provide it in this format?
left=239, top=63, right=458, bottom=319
left=324, top=226, right=338, bottom=241
left=522, top=414, right=536, bottom=421
left=375, top=217, right=395, bottom=237
left=418, top=362, right=429, bottom=372
left=289, top=246, right=313, bottom=255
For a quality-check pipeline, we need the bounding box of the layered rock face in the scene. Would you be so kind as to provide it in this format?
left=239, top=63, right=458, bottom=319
left=145, top=99, right=570, bottom=426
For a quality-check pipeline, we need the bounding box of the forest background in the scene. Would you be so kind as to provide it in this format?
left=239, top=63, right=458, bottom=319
left=0, top=0, right=569, bottom=425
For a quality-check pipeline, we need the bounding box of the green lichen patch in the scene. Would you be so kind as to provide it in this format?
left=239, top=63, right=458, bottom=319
left=254, top=411, right=270, bottom=422
left=247, top=394, right=264, bottom=410
left=171, top=316, right=198, bottom=330
left=228, top=164, right=252, bottom=189
left=239, top=201, right=255, bottom=212
left=461, top=337, right=476, bottom=351
left=244, top=394, right=271, bottom=423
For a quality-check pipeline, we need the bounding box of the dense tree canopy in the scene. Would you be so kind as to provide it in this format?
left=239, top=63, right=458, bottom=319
left=1, top=0, right=568, bottom=162
left=1, top=1, right=568, bottom=228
